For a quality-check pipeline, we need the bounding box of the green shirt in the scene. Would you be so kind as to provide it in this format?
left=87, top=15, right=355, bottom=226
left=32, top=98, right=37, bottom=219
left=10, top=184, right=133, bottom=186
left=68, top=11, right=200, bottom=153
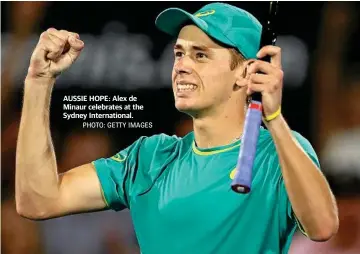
left=93, top=128, right=319, bottom=254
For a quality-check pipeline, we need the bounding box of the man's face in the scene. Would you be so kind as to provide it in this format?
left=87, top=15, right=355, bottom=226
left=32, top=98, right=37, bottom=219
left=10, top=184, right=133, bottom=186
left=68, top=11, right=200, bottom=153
left=171, top=25, right=239, bottom=115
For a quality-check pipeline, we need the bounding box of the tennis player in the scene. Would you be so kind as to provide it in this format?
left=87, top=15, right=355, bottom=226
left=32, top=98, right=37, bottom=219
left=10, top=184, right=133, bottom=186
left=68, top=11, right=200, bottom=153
left=16, top=3, right=338, bottom=254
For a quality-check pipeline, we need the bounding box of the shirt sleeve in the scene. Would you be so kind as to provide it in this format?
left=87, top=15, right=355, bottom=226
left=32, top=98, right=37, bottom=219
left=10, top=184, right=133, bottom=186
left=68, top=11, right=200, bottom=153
left=279, top=131, right=322, bottom=236
left=92, top=136, right=146, bottom=211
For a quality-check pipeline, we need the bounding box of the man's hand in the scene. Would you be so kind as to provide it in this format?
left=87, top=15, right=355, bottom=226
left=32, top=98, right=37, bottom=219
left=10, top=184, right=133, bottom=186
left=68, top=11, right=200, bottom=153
left=245, top=45, right=283, bottom=118
left=27, top=28, right=84, bottom=80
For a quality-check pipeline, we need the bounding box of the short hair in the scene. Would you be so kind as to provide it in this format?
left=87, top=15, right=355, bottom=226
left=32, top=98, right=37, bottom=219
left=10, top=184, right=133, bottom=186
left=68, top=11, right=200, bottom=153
left=229, top=48, right=246, bottom=70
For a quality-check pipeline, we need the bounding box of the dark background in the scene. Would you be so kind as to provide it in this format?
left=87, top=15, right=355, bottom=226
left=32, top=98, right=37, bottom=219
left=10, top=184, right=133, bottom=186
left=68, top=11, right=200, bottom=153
left=1, top=1, right=327, bottom=143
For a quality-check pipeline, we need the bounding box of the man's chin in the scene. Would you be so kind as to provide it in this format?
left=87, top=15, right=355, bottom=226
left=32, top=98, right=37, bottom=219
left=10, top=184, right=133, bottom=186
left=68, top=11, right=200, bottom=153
left=175, top=102, right=198, bottom=114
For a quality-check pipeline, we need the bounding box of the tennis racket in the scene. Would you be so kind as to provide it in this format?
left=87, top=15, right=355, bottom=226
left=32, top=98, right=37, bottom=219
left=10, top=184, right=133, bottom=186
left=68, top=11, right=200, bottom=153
left=231, top=1, right=279, bottom=194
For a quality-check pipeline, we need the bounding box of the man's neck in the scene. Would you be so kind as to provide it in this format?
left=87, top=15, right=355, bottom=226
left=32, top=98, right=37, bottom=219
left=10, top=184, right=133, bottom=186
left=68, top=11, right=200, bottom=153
left=192, top=105, right=245, bottom=149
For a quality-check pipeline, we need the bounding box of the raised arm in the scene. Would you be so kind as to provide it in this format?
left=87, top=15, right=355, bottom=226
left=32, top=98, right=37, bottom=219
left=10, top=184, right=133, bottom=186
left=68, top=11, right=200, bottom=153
left=16, top=28, right=107, bottom=220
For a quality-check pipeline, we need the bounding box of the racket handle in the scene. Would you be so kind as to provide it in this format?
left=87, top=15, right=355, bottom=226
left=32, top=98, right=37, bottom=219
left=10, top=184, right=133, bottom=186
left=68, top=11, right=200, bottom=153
left=231, top=100, right=262, bottom=193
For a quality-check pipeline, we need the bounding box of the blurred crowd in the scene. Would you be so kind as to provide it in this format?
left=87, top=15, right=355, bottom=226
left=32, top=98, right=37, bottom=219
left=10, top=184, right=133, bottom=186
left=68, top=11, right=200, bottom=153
left=1, top=2, right=359, bottom=254
left=289, top=2, right=360, bottom=253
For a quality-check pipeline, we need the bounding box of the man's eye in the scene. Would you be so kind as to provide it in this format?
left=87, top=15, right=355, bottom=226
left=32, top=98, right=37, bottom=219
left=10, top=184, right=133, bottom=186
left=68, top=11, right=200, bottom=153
left=175, top=52, right=184, bottom=57
left=196, top=52, right=207, bottom=59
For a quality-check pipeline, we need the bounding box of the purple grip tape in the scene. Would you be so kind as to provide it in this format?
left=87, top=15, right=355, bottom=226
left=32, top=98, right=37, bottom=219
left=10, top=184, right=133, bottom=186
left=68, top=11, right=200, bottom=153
left=231, top=101, right=262, bottom=193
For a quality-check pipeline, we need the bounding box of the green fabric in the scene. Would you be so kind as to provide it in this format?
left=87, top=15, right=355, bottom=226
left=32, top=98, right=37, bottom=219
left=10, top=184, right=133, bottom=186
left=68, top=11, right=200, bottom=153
left=93, top=128, right=320, bottom=254
left=155, top=2, right=262, bottom=59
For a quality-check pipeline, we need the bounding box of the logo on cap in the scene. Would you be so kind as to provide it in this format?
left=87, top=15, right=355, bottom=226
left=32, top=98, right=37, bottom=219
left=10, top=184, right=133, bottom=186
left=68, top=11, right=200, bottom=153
left=195, top=10, right=215, bottom=17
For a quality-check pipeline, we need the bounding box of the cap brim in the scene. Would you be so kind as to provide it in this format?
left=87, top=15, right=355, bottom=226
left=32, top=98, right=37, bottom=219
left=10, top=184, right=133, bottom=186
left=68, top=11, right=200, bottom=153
left=155, top=8, right=208, bottom=37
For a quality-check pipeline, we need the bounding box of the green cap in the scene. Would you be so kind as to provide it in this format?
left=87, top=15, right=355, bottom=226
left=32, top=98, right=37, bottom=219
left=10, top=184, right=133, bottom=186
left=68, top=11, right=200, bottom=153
left=155, top=2, right=262, bottom=59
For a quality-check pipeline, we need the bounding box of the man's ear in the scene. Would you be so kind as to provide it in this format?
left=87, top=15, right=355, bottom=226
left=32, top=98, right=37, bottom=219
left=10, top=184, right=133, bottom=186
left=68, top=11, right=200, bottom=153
left=234, top=59, right=256, bottom=89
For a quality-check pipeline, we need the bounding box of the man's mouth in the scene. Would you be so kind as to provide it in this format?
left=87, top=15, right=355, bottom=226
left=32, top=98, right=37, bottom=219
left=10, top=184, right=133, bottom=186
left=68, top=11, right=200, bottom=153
left=176, top=82, right=198, bottom=92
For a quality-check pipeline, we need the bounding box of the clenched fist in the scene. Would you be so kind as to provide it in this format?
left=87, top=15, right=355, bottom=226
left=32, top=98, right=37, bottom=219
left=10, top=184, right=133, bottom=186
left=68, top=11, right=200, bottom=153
left=27, top=28, right=84, bottom=80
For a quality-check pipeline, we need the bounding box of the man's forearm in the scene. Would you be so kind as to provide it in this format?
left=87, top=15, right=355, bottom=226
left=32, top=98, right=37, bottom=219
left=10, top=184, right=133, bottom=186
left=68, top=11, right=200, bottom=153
left=266, top=115, right=339, bottom=241
left=16, top=77, right=60, bottom=218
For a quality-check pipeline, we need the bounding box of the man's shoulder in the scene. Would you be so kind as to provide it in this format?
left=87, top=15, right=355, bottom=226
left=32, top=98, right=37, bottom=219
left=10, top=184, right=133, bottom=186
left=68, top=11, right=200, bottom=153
left=258, top=127, right=319, bottom=166
left=139, top=131, right=194, bottom=151
left=259, top=127, right=313, bottom=148
left=290, top=130, right=320, bottom=167
left=143, top=133, right=192, bottom=146
left=143, top=132, right=181, bottom=145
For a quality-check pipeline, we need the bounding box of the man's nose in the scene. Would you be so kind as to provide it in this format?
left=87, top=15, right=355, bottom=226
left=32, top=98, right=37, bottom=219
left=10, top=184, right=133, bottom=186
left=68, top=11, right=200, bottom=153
left=174, top=56, right=193, bottom=75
